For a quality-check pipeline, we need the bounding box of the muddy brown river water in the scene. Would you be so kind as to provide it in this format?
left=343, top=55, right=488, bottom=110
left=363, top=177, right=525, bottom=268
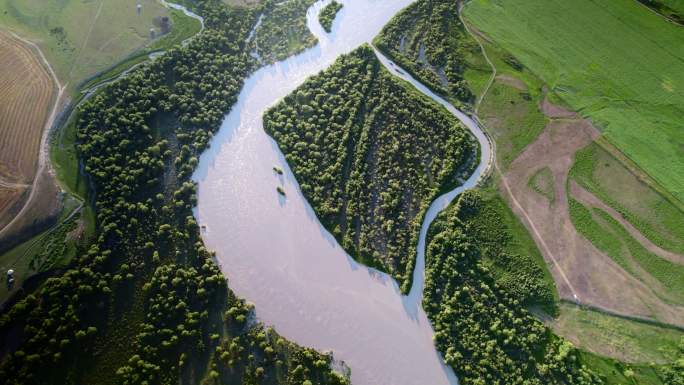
left=193, top=1, right=491, bottom=383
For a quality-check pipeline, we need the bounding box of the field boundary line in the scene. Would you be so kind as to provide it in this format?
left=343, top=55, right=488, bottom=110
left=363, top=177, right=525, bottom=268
left=632, top=0, right=684, bottom=27
left=559, top=299, right=684, bottom=332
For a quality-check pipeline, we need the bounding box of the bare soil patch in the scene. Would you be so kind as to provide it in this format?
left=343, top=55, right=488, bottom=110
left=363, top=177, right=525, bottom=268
left=538, top=93, right=576, bottom=119
left=498, top=101, right=684, bottom=327
left=570, top=181, right=684, bottom=266
left=495, top=74, right=527, bottom=90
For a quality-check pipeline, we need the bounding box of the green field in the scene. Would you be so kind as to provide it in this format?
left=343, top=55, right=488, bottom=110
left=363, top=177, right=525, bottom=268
left=464, top=0, right=684, bottom=203
left=0, top=0, right=199, bottom=90
left=552, top=302, right=684, bottom=364
left=580, top=350, right=668, bottom=385
left=570, top=142, right=684, bottom=255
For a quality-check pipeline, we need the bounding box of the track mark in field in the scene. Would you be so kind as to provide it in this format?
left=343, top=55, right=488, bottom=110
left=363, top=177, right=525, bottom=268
left=67, top=0, right=105, bottom=82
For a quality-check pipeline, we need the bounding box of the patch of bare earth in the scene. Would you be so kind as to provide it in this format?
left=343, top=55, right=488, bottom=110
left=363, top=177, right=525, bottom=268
left=498, top=99, right=684, bottom=327
left=570, top=181, right=684, bottom=266
left=495, top=74, right=527, bottom=91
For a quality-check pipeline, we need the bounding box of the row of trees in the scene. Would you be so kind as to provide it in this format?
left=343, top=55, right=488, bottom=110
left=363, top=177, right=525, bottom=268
left=373, top=0, right=476, bottom=105
left=0, top=1, right=347, bottom=384
left=424, top=191, right=603, bottom=384
left=264, top=45, right=477, bottom=292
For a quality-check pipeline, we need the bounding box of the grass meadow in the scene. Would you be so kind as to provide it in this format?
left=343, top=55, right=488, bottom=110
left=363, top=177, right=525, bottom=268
left=464, top=0, right=684, bottom=203
left=552, top=302, right=684, bottom=364
left=0, top=0, right=198, bottom=91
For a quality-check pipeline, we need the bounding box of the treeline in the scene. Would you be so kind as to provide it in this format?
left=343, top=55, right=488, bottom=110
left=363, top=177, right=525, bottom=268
left=252, top=0, right=318, bottom=63
left=454, top=188, right=557, bottom=312
left=662, top=337, right=683, bottom=384
left=373, top=0, right=475, bottom=105
left=318, top=1, right=343, bottom=33
left=264, top=45, right=477, bottom=292
left=425, top=190, right=603, bottom=385
left=0, top=1, right=346, bottom=384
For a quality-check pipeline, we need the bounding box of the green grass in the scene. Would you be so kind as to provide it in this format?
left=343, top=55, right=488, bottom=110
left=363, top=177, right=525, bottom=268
left=568, top=198, right=684, bottom=305
left=580, top=350, right=667, bottom=385
left=570, top=142, right=684, bottom=255
left=464, top=0, right=684, bottom=203
left=77, top=7, right=201, bottom=91
left=528, top=167, right=555, bottom=203
left=0, top=0, right=196, bottom=91
left=479, top=79, right=547, bottom=167
left=552, top=302, right=684, bottom=364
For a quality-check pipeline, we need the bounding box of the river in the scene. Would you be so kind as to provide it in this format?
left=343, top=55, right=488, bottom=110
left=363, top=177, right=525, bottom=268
left=193, top=1, right=491, bottom=384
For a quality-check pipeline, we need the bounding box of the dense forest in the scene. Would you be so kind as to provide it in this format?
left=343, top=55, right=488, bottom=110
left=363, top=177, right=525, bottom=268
left=252, top=0, right=318, bottom=63
left=264, top=45, right=477, bottom=292
left=373, top=0, right=476, bottom=105
left=425, top=190, right=603, bottom=385
left=0, top=1, right=347, bottom=384
left=318, top=1, right=343, bottom=33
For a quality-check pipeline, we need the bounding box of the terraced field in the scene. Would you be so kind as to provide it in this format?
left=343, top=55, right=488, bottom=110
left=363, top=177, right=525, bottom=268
left=0, top=31, right=57, bottom=229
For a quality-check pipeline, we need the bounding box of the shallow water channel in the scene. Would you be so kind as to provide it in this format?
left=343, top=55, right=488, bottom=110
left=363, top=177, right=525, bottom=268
left=193, top=1, right=491, bottom=384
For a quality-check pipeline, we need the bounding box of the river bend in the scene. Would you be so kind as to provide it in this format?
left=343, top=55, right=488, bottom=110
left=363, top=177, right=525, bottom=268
left=193, top=1, right=491, bottom=384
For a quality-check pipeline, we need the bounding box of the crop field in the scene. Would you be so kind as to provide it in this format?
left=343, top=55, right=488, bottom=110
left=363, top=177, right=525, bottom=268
left=551, top=303, right=684, bottom=365
left=0, top=0, right=175, bottom=88
left=0, top=31, right=56, bottom=184
left=464, top=0, right=684, bottom=203
left=0, top=30, right=56, bottom=233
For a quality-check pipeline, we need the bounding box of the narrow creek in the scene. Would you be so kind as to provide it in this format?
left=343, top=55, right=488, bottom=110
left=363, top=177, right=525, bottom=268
left=193, top=1, right=492, bottom=384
